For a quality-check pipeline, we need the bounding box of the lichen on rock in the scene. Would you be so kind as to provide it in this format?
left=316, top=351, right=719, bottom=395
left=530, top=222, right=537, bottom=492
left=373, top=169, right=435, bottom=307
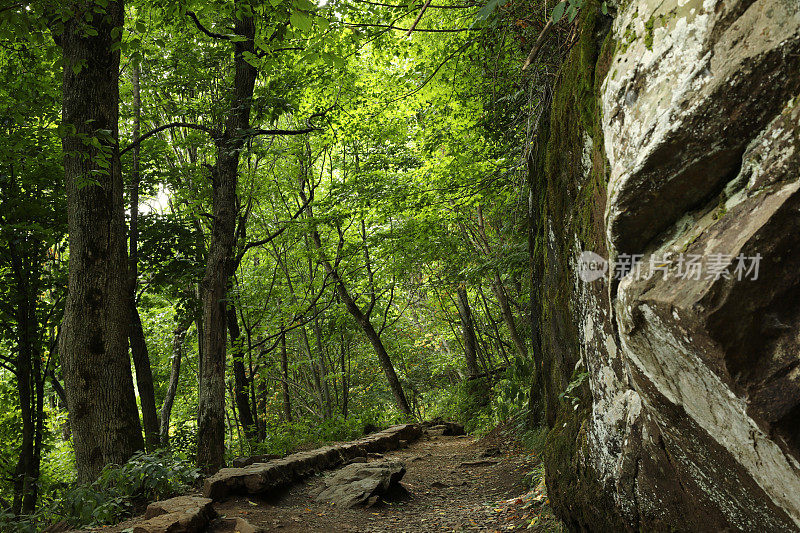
left=536, top=0, right=800, bottom=530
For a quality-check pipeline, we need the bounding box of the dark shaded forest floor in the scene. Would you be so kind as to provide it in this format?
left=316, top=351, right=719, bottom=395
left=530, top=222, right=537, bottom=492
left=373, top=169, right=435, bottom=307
left=100, top=427, right=563, bottom=532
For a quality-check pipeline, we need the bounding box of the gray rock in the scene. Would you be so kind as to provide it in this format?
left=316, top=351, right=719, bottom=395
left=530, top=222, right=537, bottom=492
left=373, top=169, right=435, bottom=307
left=231, top=454, right=281, bottom=468
left=314, top=460, right=406, bottom=508
left=535, top=0, right=800, bottom=529
left=132, top=496, right=216, bottom=533
left=203, top=424, right=421, bottom=499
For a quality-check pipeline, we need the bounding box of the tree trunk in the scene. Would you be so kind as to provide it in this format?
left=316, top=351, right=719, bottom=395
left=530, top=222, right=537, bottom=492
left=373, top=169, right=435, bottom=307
left=58, top=0, right=144, bottom=483
left=311, top=310, right=332, bottom=418
left=280, top=330, right=292, bottom=422
left=9, top=244, right=35, bottom=515
left=227, top=301, right=257, bottom=439
left=492, top=274, right=528, bottom=360
left=455, top=286, right=480, bottom=377
left=128, top=60, right=160, bottom=451
left=197, top=2, right=257, bottom=472
left=305, top=204, right=410, bottom=416
left=333, top=273, right=410, bottom=415
left=160, top=322, right=187, bottom=446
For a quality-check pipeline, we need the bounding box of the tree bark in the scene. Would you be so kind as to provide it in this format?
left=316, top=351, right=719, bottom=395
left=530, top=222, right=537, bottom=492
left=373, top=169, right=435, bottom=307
left=160, top=322, right=187, bottom=446
left=227, top=300, right=257, bottom=439
left=58, top=0, right=144, bottom=482
left=455, top=285, right=479, bottom=377
left=492, top=273, right=528, bottom=360
left=128, top=59, right=160, bottom=451
left=196, top=1, right=257, bottom=472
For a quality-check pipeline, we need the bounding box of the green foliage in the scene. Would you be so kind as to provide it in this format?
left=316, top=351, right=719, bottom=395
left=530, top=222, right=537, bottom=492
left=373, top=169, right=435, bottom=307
left=45, top=451, right=197, bottom=529
left=1, top=0, right=558, bottom=520
left=551, top=0, right=607, bottom=22
left=558, top=371, right=589, bottom=406
left=244, top=414, right=384, bottom=457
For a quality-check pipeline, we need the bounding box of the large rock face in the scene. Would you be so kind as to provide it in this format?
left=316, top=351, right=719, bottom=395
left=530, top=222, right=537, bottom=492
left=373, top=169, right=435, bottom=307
left=538, top=0, right=800, bottom=530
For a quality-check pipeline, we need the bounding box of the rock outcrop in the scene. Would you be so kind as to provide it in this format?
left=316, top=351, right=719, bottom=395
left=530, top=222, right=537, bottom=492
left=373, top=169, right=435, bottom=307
left=535, top=0, right=800, bottom=530
left=314, top=460, right=406, bottom=507
left=203, top=424, right=421, bottom=499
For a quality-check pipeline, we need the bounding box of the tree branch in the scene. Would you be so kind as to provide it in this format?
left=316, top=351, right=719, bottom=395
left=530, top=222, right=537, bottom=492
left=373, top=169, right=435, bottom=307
left=186, top=10, right=231, bottom=40
left=405, top=0, right=434, bottom=36
left=344, top=22, right=475, bottom=32
left=521, top=19, right=554, bottom=71
left=250, top=126, right=318, bottom=137
left=120, top=122, right=218, bottom=156
left=232, top=192, right=313, bottom=269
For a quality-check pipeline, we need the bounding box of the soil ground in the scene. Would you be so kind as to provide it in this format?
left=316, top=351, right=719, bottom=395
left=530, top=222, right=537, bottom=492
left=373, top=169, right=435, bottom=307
left=101, top=427, right=563, bottom=533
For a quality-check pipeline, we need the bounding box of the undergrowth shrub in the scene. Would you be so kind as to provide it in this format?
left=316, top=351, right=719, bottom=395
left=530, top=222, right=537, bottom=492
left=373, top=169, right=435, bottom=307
left=1, top=450, right=200, bottom=532
left=233, top=411, right=390, bottom=459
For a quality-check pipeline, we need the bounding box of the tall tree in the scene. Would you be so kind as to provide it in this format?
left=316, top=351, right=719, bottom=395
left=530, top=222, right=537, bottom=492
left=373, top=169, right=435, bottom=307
left=195, top=0, right=258, bottom=470
left=57, top=0, right=144, bottom=482
left=456, top=285, right=479, bottom=377
left=128, top=60, right=160, bottom=451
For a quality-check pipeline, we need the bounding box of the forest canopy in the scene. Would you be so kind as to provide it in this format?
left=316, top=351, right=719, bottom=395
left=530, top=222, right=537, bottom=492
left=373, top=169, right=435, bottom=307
left=0, top=0, right=567, bottom=527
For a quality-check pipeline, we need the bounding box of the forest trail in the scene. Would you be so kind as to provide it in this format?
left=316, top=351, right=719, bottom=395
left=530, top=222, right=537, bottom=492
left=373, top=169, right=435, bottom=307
left=212, top=429, right=543, bottom=532
left=102, top=426, right=556, bottom=533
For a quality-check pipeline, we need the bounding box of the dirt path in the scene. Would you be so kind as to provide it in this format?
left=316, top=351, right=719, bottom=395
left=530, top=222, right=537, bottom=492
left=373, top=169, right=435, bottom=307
left=212, top=430, right=548, bottom=532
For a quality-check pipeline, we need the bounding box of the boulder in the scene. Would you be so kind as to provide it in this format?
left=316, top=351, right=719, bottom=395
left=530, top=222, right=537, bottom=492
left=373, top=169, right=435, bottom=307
left=314, top=460, right=406, bottom=508
left=132, top=496, right=216, bottom=533
left=423, top=421, right=465, bottom=436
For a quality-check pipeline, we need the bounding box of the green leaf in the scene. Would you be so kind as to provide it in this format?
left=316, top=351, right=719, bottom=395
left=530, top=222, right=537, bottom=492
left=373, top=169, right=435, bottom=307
left=551, top=1, right=566, bottom=22
left=475, top=0, right=508, bottom=22
left=242, top=51, right=259, bottom=67
left=601, top=1, right=608, bottom=14
left=293, top=0, right=317, bottom=10
left=290, top=11, right=312, bottom=32
left=135, top=20, right=146, bottom=33
left=567, top=4, right=578, bottom=22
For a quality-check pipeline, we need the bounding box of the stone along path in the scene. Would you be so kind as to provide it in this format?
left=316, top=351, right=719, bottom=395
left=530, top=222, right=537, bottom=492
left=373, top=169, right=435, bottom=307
left=104, top=424, right=553, bottom=532
left=213, top=429, right=541, bottom=532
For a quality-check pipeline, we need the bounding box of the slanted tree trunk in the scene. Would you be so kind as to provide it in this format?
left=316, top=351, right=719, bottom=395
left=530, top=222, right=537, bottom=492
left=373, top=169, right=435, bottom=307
left=309, top=227, right=411, bottom=415
left=196, top=2, right=257, bottom=471
left=455, top=285, right=479, bottom=377
left=128, top=60, right=160, bottom=451
left=492, top=273, right=528, bottom=360
left=58, top=0, right=145, bottom=482
left=160, top=321, right=188, bottom=446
